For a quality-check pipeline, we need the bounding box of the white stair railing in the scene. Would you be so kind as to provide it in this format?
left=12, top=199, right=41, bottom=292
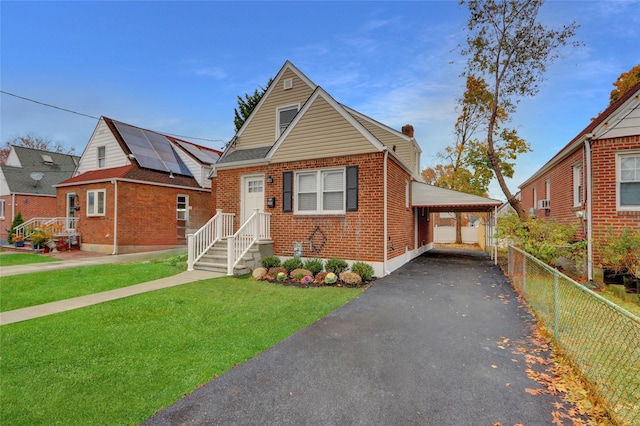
left=13, top=217, right=51, bottom=239
left=227, top=209, right=271, bottom=275
left=187, top=209, right=235, bottom=271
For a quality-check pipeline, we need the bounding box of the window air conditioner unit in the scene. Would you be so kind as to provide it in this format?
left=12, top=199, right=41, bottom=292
left=528, top=207, right=537, bottom=217
left=538, top=199, right=550, bottom=209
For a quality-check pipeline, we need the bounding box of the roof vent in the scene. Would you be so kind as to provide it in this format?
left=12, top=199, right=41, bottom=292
left=41, top=154, right=54, bottom=164
left=283, top=78, right=293, bottom=90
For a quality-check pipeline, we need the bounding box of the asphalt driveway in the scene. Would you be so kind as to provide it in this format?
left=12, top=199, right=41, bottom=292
left=145, top=248, right=566, bottom=425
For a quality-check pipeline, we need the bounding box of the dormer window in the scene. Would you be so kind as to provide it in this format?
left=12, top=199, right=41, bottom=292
left=277, top=104, right=299, bottom=137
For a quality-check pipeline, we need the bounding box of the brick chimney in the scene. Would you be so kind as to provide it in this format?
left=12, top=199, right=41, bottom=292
left=401, top=124, right=414, bottom=138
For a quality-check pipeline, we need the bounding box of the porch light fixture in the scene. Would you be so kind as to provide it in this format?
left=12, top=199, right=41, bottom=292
left=266, top=176, right=274, bottom=184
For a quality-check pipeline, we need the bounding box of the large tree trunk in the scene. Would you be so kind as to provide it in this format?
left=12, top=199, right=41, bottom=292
left=455, top=212, right=463, bottom=244
left=487, top=104, right=526, bottom=219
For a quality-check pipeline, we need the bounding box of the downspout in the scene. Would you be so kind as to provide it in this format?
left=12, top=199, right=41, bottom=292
left=111, top=179, right=118, bottom=255
left=383, top=147, right=389, bottom=276
left=584, top=135, right=594, bottom=281
left=11, top=193, right=15, bottom=224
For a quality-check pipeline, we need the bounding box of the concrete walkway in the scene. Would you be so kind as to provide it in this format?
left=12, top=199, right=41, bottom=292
left=144, top=248, right=569, bottom=426
left=0, top=249, right=222, bottom=325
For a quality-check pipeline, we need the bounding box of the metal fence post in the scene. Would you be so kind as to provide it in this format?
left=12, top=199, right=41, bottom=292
left=554, top=272, right=559, bottom=339
left=522, top=252, right=527, bottom=297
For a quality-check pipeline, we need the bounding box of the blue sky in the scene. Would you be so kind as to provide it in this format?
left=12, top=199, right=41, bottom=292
left=1, top=0, right=639, bottom=200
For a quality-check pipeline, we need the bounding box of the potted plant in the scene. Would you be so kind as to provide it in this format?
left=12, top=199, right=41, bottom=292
left=598, top=228, right=640, bottom=293
left=12, top=234, right=25, bottom=247
left=30, top=229, right=50, bottom=252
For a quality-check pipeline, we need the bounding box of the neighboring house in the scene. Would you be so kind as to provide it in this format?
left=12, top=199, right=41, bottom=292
left=198, top=61, right=501, bottom=276
left=0, top=146, right=80, bottom=244
left=519, top=81, right=640, bottom=280
left=56, top=117, right=222, bottom=254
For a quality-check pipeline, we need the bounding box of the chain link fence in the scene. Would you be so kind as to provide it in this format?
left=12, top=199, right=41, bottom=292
left=507, top=245, right=640, bottom=425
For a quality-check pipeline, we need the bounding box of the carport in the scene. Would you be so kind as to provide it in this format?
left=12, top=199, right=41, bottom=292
left=411, top=181, right=503, bottom=263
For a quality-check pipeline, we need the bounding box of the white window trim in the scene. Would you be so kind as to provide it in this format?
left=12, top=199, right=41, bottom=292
left=276, top=103, right=300, bottom=137
left=294, top=168, right=345, bottom=215
left=617, top=150, right=640, bottom=211
left=0, top=199, right=5, bottom=219
left=87, top=189, right=106, bottom=216
left=573, top=163, right=582, bottom=207
left=97, top=146, right=106, bottom=168
left=177, top=194, right=189, bottom=221
left=545, top=179, right=551, bottom=201
left=405, top=180, right=410, bottom=209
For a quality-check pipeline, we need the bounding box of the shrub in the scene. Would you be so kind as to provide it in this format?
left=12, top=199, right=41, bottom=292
left=8, top=212, right=24, bottom=244
left=303, top=258, right=324, bottom=275
left=340, top=272, right=362, bottom=285
left=351, top=261, right=374, bottom=281
left=267, top=266, right=287, bottom=277
left=283, top=257, right=303, bottom=272
left=315, top=271, right=328, bottom=284
left=325, top=272, right=337, bottom=284
left=325, top=258, right=348, bottom=275
left=496, top=214, right=584, bottom=265
left=290, top=268, right=313, bottom=279
left=262, top=255, right=281, bottom=268
left=276, top=272, right=287, bottom=281
left=597, top=227, right=640, bottom=278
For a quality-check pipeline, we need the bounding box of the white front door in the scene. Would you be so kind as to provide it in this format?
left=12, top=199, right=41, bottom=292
left=241, top=175, right=265, bottom=224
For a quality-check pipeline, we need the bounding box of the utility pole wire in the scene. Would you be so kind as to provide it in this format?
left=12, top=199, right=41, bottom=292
left=0, top=90, right=227, bottom=143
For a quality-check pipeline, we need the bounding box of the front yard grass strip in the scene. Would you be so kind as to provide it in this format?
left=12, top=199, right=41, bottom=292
left=0, top=261, right=185, bottom=312
left=0, top=253, right=58, bottom=267
left=1, top=276, right=363, bottom=426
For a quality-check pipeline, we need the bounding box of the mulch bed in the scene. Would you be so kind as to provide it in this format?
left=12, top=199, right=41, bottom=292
left=259, top=277, right=375, bottom=289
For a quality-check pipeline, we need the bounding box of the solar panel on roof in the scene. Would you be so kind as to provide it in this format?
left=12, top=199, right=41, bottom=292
left=113, top=121, right=192, bottom=176
left=174, top=140, right=220, bottom=164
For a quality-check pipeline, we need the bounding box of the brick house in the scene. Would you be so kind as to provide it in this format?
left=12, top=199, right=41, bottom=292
left=192, top=61, right=501, bottom=276
left=56, top=117, right=221, bottom=254
left=518, top=81, right=640, bottom=280
left=0, top=146, right=80, bottom=244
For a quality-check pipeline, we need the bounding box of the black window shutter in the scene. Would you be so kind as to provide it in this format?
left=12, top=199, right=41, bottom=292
left=346, top=165, right=358, bottom=211
left=283, top=171, right=293, bottom=212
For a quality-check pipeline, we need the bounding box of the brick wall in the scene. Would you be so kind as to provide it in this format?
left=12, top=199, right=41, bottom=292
left=520, top=135, right=640, bottom=264
left=214, top=152, right=418, bottom=263
left=520, top=148, right=586, bottom=238
left=56, top=181, right=212, bottom=252
left=591, top=135, right=640, bottom=250
left=0, top=194, right=56, bottom=242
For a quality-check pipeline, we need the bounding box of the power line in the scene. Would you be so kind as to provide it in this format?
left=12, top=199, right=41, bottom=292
left=1, top=90, right=99, bottom=120
left=0, top=90, right=227, bottom=143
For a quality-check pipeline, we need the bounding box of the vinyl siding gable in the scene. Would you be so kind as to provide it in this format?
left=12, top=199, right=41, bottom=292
left=76, top=119, right=130, bottom=175
left=270, top=96, right=378, bottom=163
left=234, top=68, right=315, bottom=151
left=351, top=114, right=415, bottom=170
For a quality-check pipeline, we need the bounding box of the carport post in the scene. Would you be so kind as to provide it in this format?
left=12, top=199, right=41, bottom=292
left=493, top=206, right=498, bottom=265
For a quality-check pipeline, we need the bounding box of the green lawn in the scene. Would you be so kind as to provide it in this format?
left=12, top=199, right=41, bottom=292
left=0, top=276, right=363, bottom=425
left=0, top=260, right=186, bottom=312
left=0, top=253, right=58, bottom=267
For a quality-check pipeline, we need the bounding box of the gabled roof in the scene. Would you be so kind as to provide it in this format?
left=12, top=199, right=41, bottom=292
left=520, top=81, right=640, bottom=188
left=233, top=61, right=317, bottom=140
left=216, top=61, right=419, bottom=178
left=56, top=164, right=202, bottom=189
left=412, top=181, right=502, bottom=212
left=0, top=146, right=80, bottom=196
left=266, top=86, right=386, bottom=158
